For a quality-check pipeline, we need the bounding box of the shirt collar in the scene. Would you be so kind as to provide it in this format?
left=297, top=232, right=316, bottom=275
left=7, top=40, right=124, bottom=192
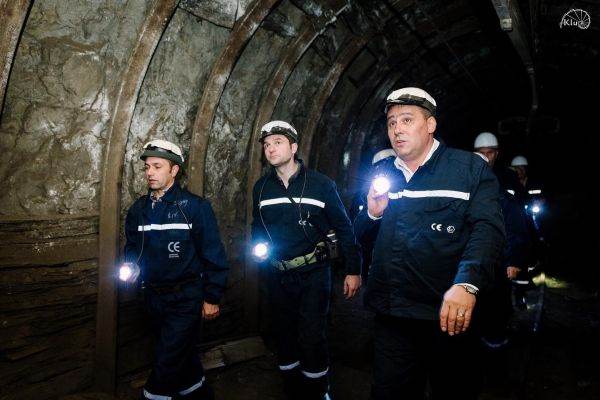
left=394, top=139, right=440, bottom=180
left=148, top=181, right=178, bottom=204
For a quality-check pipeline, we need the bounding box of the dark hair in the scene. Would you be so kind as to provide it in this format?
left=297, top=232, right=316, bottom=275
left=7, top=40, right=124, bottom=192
left=420, top=108, right=433, bottom=119
left=165, top=159, right=184, bottom=180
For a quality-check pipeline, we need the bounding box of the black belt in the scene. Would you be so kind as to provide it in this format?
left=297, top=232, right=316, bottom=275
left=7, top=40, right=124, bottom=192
left=144, top=277, right=199, bottom=295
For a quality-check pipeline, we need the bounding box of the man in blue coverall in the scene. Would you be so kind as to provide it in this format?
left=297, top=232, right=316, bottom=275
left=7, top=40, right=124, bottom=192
left=122, top=139, right=229, bottom=400
left=354, top=88, right=505, bottom=399
left=251, top=121, right=362, bottom=400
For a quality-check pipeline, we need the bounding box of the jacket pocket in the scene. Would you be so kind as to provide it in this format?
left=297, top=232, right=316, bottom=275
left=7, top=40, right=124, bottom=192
left=418, top=198, right=467, bottom=245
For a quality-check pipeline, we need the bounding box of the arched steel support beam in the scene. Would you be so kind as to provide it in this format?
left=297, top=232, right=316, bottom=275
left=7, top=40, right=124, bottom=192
left=95, top=0, right=178, bottom=393
left=300, top=35, right=369, bottom=164
left=338, top=53, right=422, bottom=193
left=344, top=71, right=404, bottom=195
left=0, top=0, right=32, bottom=120
left=187, top=0, right=280, bottom=195
left=312, top=56, right=389, bottom=175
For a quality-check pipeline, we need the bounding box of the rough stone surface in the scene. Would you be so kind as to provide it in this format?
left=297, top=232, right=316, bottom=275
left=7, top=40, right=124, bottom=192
left=311, top=77, right=356, bottom=180
left=122, top=9, right=230, bottom=210
left=179, top=0, right=253, bottom=29
left=312, top=23, right=348, bottom=65
left=271, top=47, right=329, bottom=144
left=272, top=22, right=352, bottom=138
left=204, top=27, right=288, bottom=233
left=0, top=0, right=151, bottom=216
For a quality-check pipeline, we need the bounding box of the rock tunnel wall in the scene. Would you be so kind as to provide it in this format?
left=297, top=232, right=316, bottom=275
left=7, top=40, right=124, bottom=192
left=0, top=0, right=530, bottom=398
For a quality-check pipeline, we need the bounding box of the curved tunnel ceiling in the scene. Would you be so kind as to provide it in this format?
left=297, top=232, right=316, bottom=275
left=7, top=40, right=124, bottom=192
left=1, top=0, right=598, bottom=393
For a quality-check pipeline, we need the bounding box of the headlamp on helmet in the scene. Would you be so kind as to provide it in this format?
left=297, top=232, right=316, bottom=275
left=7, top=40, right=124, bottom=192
left=141, top=139, right=184, bottom=165
left=385, top=87, right=437, bottom=115
left=259, top=120, right=299, bottom=143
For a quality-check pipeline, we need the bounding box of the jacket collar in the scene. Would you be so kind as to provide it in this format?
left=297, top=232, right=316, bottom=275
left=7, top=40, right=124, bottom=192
left=419, top=139, right=445, bottom=174
left=146, top=181, right=180, bottom=204
left=269, top=159, right=304, bottom=184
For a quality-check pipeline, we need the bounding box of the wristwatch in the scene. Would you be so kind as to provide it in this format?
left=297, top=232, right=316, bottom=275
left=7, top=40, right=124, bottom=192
left=456, top=283, right=479, bottom=296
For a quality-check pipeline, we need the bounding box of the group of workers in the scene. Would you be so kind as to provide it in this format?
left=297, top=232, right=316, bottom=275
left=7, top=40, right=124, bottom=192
left=119, top=86, right=542, bottom=400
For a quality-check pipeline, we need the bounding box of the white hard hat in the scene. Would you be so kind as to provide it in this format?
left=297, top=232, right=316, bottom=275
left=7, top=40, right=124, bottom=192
left=372, top=149, right=396, bottom=165
left=260, top=120, right=299, bottom=143
left=473, top=132, right=498, bottom=149
left=511, top=155, right=528, bottom=167
left=473, top=151, right=489, bottom=163
left=385, top=87, right=437, bottom=115
left=141, top=139, right=184, bottom=165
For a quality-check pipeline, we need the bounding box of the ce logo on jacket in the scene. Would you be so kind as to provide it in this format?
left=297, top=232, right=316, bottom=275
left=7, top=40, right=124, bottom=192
left=430, top=223, right=455, bottom=234
left=168, top=241, right=180, bottom=258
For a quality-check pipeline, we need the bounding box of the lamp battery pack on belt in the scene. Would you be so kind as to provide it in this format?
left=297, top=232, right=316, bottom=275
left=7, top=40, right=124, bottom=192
left=271, top=242, right=328, bottom=271
left=273, top=191, right=334, bottom=271
left=258, top=167, right=338, bottom=272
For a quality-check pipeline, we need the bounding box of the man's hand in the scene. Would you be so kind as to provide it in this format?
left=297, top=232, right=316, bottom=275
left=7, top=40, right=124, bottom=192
left=506, top=266, right=521, bottom=280
left=367, top=185, right=389, bottom=218
left=439, top=285, right=476, bottom=335
left=202, top=302, right=220, bottom=320
left=344, top=275, right=361, bottom=299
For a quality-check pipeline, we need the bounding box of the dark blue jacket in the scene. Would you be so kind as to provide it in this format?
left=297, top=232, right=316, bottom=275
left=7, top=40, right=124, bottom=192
left=355, top=144, right=505, bottom=320
left=251, top=162, right=362, bottom=275
left=499, top=188, right=532, bottom=269
left=124, top=183, right=229, bottom=304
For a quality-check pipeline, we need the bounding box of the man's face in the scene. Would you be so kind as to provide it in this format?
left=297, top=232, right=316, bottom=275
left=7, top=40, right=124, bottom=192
left=144, top=156, right=178, bottom=191
left=387, top=104, right=436, bottom=163
left=477, top=147, right=499, bottom=167
left=514, top=165, right=527, bottom=181
left=262, top=134, right=297, bottom=167
left=387, top=104, right=436, bottom=162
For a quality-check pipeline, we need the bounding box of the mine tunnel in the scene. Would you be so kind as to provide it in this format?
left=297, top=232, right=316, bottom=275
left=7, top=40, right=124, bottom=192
left=1, top=0, right=598, bottom=399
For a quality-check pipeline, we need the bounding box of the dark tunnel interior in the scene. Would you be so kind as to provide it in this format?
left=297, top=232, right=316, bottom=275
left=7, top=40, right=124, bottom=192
left=0, top=0, right=599, bottom=399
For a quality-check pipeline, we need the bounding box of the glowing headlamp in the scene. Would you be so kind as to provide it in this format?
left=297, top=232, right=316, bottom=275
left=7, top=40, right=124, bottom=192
left=253, top=243, right=269, bottom=259
left=531, top=204, right=541, bottom=214
left=372, top=176, right=391, bottom=195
